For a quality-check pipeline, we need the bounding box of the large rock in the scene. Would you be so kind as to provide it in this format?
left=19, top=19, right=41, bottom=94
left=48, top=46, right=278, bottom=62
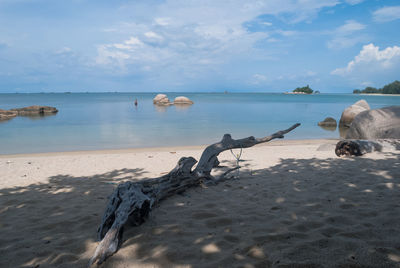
left=153, top=94, right=171, bottom=105
left=173, top=96, right=194, bottom=105
left=345, top=106, right=400, bottom=139
left=0, top=109, right=17, bottom=121
left=339, top=99, right=370, bottom=127
left=11, top=105, right=58, bottom=115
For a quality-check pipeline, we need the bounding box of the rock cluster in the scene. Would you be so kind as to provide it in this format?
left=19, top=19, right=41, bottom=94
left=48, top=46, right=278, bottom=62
left=0, top=109, right=18, bottom=121
left=153, top=94, right=194, bottom=106
left=0, top=106, right=58, bottom=121
left=318, top=100, right=370, bottom=134
left=345, top=106, right=400, bottom=139
left=11, top=105, right=58, bottom=115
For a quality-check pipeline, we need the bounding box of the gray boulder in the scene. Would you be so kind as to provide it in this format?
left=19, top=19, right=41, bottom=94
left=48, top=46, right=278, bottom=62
left=345, top=106, right=400, bottom=139
left=11, top=105, right=58, bottom=115
left=339, top=99, right=370, bottom=126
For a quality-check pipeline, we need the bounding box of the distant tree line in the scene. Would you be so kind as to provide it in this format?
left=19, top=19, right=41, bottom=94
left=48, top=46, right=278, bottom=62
left=293, top=85, right=313, bottom=94
left=353, top=80, right=400, bottom=94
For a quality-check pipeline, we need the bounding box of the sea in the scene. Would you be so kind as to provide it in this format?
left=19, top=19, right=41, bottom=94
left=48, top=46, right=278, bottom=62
left=0, top=93, right=399, bottom=154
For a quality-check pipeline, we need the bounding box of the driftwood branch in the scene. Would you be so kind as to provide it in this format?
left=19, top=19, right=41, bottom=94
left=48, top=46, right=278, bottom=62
left=89, top=123, right=300, bottom=266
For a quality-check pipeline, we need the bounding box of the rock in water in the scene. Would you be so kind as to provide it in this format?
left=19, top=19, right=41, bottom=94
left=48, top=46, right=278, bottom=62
left=173, top=96, right=194, bottom=105
left=318, top=117, right=337, bottom=127
left=0, top=109, right=18, bottom=121
left=345, top=106, right=400, bottom=139
left=339, top=99, right=370, bottom=127
left=11, top=106, right=58, bottom=115
left=153, top=94, right=171, bottom=105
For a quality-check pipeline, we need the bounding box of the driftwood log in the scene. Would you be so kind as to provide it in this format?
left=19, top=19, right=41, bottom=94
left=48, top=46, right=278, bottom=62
left=89, top=123, right=301, bottom=266
left=335, top=139, right=400, bottom=156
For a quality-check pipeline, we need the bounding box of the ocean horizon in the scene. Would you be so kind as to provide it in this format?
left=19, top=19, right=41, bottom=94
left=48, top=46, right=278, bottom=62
left=1, top=92, right=399, bottom=154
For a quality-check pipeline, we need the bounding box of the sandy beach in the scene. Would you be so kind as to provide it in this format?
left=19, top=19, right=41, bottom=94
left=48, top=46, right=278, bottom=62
left=1, top=139, right=399, bottom=268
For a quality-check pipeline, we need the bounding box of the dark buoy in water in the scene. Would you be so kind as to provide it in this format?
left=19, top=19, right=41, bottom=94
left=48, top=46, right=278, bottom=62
left=134, top=98, right=138, bottom=106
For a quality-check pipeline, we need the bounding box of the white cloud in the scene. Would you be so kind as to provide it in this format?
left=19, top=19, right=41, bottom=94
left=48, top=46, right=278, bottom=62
left=331, top=43, right=400, bottom=76
left=154, top=17, right=171, bottom=26
left=253, top=74, right=267, bottom=80
left=96, top=45, right=130, bottom=66
left=113, top=44, right=131, bottom=50
left=336, top=20, right=365, bottom=34
left=306, top=71, right=317, bottom=76
left=251, top=74, right=268, bottom=85
left=276, top=30, right=298, bottom=37
left=261, top=22, right=272, bottom=26
left=125, top=37, right=143, bottom=46
left=327, top=20, right=366, bottom=49
left=94, top=0, right=340, bottom=77
left=266, top=38, right=279, bottom=43
left=361, top=81, right=372, bottom=86
left=344, top=0, right=364, bottom=5
left=144, top=31, right=163, bottom=40
left=55, top=47, right=71, bottom=54
left=373, top=6, right=400, bottom=23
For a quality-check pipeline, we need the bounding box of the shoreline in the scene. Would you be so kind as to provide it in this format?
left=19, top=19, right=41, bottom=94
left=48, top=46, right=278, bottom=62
left=0, top=138, right=339, bottom=158
left=359, top=93, right=400, bottom=96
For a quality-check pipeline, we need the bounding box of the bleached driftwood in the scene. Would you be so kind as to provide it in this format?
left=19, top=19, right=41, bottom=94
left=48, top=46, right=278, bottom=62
left=335, top=139, right=400, bottom=156
left=89, top=123, right=300, bottom=266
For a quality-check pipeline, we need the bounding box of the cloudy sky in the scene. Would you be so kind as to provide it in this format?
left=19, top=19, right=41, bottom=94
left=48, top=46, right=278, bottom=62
left=0, top=0, right=399, bottom=93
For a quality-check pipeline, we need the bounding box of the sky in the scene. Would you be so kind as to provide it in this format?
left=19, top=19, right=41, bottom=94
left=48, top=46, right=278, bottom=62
left=0, top=0, right=399, bottom=93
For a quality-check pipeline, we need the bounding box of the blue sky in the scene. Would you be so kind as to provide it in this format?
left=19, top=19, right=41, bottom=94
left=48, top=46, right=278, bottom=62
left=0, top=0, right=399, bottom=93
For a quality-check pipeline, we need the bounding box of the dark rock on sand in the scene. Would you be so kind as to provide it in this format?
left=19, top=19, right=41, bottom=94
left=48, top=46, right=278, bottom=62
left=345, top=106, right=400, bottom=139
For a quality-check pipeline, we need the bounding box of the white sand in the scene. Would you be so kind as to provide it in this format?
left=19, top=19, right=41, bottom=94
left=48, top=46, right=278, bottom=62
left=0, top=139, right=399, bottom=267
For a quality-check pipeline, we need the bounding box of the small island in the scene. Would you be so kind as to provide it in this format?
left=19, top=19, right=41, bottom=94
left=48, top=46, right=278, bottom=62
left=353, top=80, right=400, bottom=94
left=286, top=85, right=314, bottom=94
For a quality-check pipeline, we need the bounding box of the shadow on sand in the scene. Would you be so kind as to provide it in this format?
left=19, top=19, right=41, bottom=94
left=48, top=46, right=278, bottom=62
left=1, top=153, right=400, bottom=267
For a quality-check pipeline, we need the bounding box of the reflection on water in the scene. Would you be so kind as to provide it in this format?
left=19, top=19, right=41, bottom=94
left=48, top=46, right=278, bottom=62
left=154, top=104, right=192, bottom=113
left=154, top=105, right=168, bottom=113
left=318, top=123, right=349, bottom=137
left=339, top=125, right=350, bottom=138
left=318, top=125, right=337, bottom=132
left=19, top=113, right=58, bottom=121
left=174, top=104, right=192, bottom=111
left=0, top=119, right=13, bottom=125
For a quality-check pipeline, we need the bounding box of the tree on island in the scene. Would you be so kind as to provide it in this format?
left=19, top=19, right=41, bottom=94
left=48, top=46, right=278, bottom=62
left=353, top=80, right=400, bottom=94
left=293, top=85, right=313, bottom=94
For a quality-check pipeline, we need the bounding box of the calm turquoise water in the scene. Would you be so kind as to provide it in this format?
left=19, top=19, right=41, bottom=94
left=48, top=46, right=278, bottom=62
left=0, top=93, right=399, bottom=154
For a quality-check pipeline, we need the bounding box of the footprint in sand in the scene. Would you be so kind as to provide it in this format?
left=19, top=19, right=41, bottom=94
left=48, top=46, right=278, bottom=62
left=205, top=218, right=233, bottom=228
left=340, top=203, right=356, bottom=209
left=191, top=211, right=219, bottom=219
left=223, top=234, right=240, bottom=243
